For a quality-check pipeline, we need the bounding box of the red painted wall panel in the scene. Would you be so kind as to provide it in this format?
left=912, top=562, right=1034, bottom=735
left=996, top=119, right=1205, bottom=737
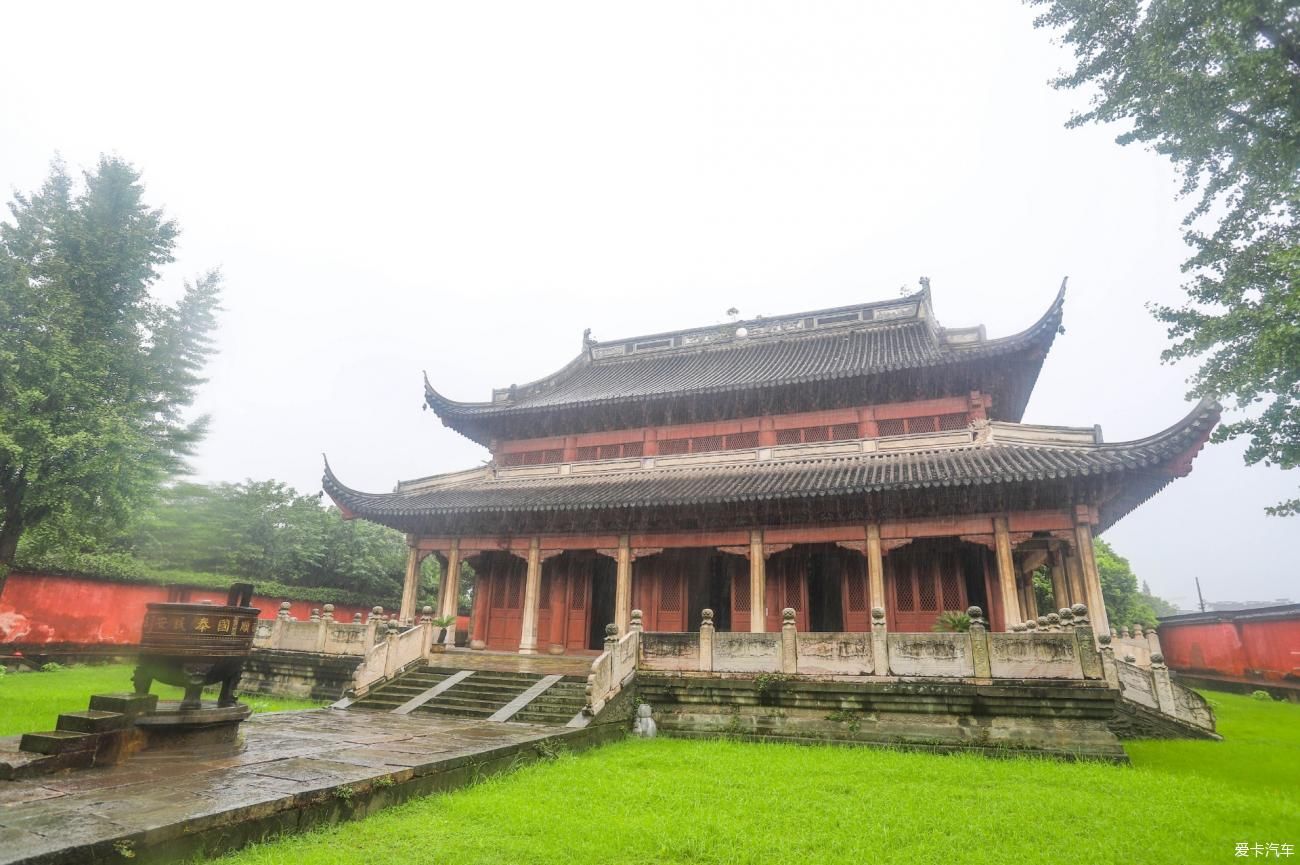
left=1159, top=613, right=1300, bottom=684
left=0, top=572, right=377, bottom=647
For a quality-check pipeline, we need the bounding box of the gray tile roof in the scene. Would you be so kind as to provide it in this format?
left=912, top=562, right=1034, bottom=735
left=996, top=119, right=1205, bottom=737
left=423, top=284, right=1066, bottom=443
left=324, top=398, right=1219, bottom=536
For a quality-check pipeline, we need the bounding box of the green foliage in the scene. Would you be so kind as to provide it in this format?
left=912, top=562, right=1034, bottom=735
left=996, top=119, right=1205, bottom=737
left=1094, top=539, right=1160, bottom=627
left=1253, top=689, right=1274, bottom=701
left=210, top=692, right=1300, bottom=865
left=39, top=662, right=65, bottom=673
left=1031, top=566, right=1055, bottom=615
left=13, top=478, right=438, bottom=607
left=1031, top=0, right=1300, bottom=515
left=0, top=158, right=222, bottom=573
left=0, top=663, right=323, bottom=737
left=931, top=610, right=972, bottom=632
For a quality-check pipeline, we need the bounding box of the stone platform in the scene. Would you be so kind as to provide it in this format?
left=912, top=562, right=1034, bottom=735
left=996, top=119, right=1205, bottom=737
left=0, top=709, right=621, bottom=865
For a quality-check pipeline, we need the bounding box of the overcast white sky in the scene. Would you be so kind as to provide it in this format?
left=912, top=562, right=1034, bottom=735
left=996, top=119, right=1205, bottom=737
left=1, top=2, right=1294, bottom=608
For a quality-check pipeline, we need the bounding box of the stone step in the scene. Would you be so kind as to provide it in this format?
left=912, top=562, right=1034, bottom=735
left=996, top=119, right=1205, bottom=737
left=88, top=692, right=158, bottom=717
left=413, top=703, right=496, bottom=718
left=20, top=730, right=98, bottom=756
left=57, top=710, right=128, bottom=734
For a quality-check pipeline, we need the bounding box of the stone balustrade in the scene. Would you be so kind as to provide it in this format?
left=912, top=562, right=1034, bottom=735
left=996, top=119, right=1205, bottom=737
left=580, top=610, right=642, bottom=719
left=640, top=603, right=1106, bottom=682
left=253, top=603, right=395, bottom=656
left=348, top=607, right=437, bottom=698
left=1105, top=623, right=1162, bottom=667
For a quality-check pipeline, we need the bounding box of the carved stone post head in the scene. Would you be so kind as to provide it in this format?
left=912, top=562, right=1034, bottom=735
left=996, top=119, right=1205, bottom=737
left=322, top=604, right=335, bottom=623
left=701, top=608, right=715, bottom=630
left=310, top=608, right=321, bottom=622
left=782, top=607, right=796, bottom=628
left=966, top=606, right=987, bottom=632
left=369, top=605, right=383, bottom=623
left=1071, top=603, right=1090, bottom=630
left=277, top=601, right=292, bottom=621
left=871, top=607, right=886, bottom=629
left=630, top=609, right=643, bottom=632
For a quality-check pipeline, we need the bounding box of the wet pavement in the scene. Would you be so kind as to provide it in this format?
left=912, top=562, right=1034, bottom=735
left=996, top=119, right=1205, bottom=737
left=0, top=708, right=592, bottom=864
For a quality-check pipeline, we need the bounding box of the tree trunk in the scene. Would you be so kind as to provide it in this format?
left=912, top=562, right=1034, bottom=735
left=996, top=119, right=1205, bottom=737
left=0, top=513, right=23, bottom=594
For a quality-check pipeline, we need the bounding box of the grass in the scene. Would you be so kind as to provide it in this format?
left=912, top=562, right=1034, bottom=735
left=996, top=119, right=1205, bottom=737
left=209, top=690, right=1299, bottom=865
left=0, top=663, right=326, bottom=736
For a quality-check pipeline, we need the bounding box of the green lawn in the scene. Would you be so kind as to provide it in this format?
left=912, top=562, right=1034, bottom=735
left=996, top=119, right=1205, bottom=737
left=0, top=663, right=325, bottom=736
left=209, top=690, right=1299, bottom=865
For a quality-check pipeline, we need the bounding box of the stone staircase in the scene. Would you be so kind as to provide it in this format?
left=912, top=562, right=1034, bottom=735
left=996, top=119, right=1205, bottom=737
left=349, top=665, right=588, bottom=725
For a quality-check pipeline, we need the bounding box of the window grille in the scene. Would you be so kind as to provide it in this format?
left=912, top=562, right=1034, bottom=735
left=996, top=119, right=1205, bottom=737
left=940, top=569, right=962, bottom=609
left=572, top=577, right=585, bottom=609
left=878, top=418, right=906, bottom=437
left=500, top=453, right=525, bottom=467
left=660, top=577, right=681, bottom=611
left=598, top=444, right=622, bottom=460
left=725, top=431, right=759, bottom=449
left=847, top=572, right=867, bottom=611
left=622, top=441, right=644, bottom=458
left=918, top=569, right=938, bottom=610
left=894, top=571, right=914, bottom=611
left=575, top=446, right=598, bottom=461
left=938, top=413, right=969, bottom=431
left=659, top=438, right=690, bottom=455
left=802, top=425, right=829, bottom=443
left=830, top=422, right=859, bottom=440
left=734, top=576, right=750, bottom=612
left=692, top=434, right=724, bottom=452
left=909, top=415, right=939, bottom=434
left=784, top=571, right=800, bottom=609
left=507, top=573, right=523, bottom=609
left=492, top=572, right=508, bottom=607
left=775, top=428, right=802, bottom=445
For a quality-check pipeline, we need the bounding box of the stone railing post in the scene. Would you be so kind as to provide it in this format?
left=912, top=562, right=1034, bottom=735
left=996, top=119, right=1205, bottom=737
left=383, top=619, right=401, bottom=678
left=366, top=606, right=383, bottom=646
left=1097, top=632, right=1120, bottom=689
left=1147, top=625, right=1163, bottom=659
left=699, top=608, right=715, bottom=673
left=1069, top=604, right=1103, bottom=681
left=870, top=607, right=888, bottom=676
left=968, top=606, right=991, bottom=678
left=604, top=623, right=618, bottom=656
left=310, top=608, right=320, bottom=623
left=1150, top=653, right=1177, bottom=716
left=780, top=608, right=798, bottom=674
left=353, top=613, right=363, bottom=624
left=420, top=605, right=435, bottom=655
left=631, top=609, right=643, bottom=634
left=269, top=601, right=292, bottom=647
left=315, top=603, right=334, bottom=652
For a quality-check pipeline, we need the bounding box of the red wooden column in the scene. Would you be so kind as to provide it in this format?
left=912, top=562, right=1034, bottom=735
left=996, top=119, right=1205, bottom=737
left=469, top=554, right=489, bottom=650
left=546, top=554, right=568, bottom=654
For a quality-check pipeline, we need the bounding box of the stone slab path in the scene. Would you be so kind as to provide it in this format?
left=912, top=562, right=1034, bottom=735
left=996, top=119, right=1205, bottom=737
left=0, top=708, right=604, bottom=865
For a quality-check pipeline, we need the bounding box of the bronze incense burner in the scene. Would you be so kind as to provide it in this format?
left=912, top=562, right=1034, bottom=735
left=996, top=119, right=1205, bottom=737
left=133, top=583, right=260, bottom=710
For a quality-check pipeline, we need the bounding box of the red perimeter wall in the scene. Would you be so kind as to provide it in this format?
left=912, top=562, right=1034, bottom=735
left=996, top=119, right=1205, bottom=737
left=0, top=572, right=379, bottom=647
left=1158, top=606, right=1300, bottom=686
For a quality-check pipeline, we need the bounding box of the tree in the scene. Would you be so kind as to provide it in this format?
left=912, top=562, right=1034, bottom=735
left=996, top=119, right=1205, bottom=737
left=1030, top=0, right=1300, bottom=514
left=0, top=158, right=221, bottom=582
left=1093, top=539, right=1162, bottom=626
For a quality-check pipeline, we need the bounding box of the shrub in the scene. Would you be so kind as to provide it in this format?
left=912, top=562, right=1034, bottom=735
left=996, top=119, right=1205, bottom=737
left=1252, top=690, right=1274, bottom=701
left=932, top=611, right=971, bottom=632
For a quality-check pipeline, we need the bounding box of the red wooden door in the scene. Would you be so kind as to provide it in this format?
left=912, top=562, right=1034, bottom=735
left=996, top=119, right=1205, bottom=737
left=565, top=563, right=591, bottom=650
left=765, top=555, right=808, bottom=631
left=887, top=546, right=968, bottom=632
left=486, top=561, right=525, bottom=650
left=731, top=567, right=751, bottom=632
left=841, top=553, right=870, bottom=632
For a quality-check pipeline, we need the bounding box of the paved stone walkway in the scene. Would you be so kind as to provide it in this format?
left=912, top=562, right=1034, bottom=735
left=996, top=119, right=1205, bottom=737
left=0, top=708, right=600, bottom=864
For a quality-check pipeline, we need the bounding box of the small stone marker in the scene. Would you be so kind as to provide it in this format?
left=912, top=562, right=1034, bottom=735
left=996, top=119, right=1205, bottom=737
left=633, top=703, right=657, bottom=738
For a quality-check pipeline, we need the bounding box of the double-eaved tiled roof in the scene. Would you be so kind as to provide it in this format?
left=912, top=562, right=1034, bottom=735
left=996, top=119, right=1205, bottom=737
left=424, top=282, right=1067, bottom=444
left=324, top=398, right=1220, bottom=537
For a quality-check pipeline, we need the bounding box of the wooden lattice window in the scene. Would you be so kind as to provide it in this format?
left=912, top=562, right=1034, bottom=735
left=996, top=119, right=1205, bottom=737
left=775, top=428, right=802, bottom=445
left=575, top=446, right=598, bottom=461
left=847, top=572, right=867, bottom=612
left=878, top=418, right=906, bottom=437
left=940, top=570, right=962, bottom=610
left=622, top=441, right=644, bottom=458
left=492, top=572, right=509, bottom=607
left=783, top=571, right=800, bottom=609
left=830, top=422, right=859, bottom=441
left=910, top=416, right=940, bottom=434
left=598, top=444, right=622, bottom=460
left=938, top=413, right=969, bottom=431
left=660, top=577, right=681, bottom=611
left=659, top=438, right=690, bottom=455
left=917, top=569, right=938, bottom=611
left=507, top=573, right=523, bottom=609
left=802, top=425, right=829, bottom=443
left=692, top=435, right=724, bottom=453
left=500, top=452, right=524, bottom=467
left=572, top=578, right=585, bottom=609
left=725, top=431, right=759, bottom=449
left=894, top=571, right=914, bottom=611
left=734, top=576, right=750, bottom=612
